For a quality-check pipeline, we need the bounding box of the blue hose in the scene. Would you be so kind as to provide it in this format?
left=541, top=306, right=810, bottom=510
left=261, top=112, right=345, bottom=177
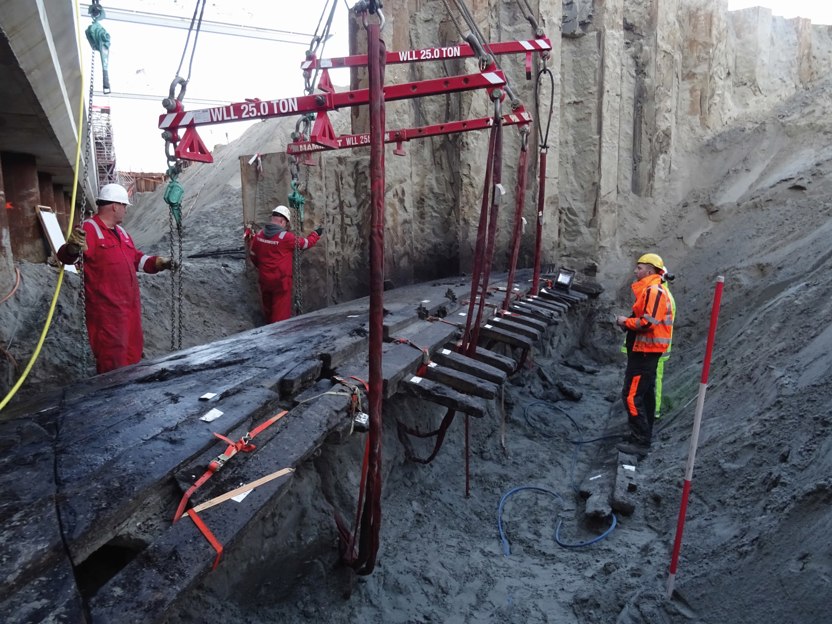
left=554, top=511, right=617, bottom=548
left=497, top=485, right=617, bottom=555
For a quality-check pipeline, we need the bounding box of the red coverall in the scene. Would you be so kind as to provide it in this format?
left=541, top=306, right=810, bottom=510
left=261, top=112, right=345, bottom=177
left=58, top=215, right=161, bottom=374
left=249, top=227, right=320, bottom=323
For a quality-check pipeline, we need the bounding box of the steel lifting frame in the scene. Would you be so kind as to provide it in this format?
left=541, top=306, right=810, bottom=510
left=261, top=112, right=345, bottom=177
left=286, top=37, right=552, bottom=160
left=159, top=68, right=507, bottom=163
left=159, top=36, right=552, bottom=164
left=301, top=37, right=552, bottom=79
left=287, top=108, right=532, bottom=157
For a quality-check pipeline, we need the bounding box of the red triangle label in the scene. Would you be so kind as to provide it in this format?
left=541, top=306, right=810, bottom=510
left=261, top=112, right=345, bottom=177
left=176, top=126, right=214, bottom=163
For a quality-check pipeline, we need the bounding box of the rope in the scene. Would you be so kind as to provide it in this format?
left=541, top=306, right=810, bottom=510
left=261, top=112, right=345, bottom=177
left=396, top=408, right=457, bottom=464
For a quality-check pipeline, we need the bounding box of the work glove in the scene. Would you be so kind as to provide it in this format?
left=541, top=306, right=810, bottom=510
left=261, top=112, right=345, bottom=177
left=156, top=256, right=179, bottom=272
left=65, top=228, right=87, bottom=256
left=314, top=226, right=324, bottom=236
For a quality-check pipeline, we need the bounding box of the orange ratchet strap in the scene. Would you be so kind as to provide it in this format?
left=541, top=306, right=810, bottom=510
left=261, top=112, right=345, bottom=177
left=173, top=410, right=288, bottom=523
left=187, top=509, right=224, bottom=570
left=392, top=337, right=430, bottom=376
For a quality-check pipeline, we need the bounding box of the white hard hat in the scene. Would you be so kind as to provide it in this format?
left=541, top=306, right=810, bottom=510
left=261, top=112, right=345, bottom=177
left=272, top=205, right=291, bottom=221
left=98, top=183, right=131, bottom=206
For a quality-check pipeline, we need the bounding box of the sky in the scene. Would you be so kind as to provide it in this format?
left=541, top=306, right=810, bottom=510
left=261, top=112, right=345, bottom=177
left=79, top=0, right=350, bottom=172
left=79, top=1, right=831, bottom=173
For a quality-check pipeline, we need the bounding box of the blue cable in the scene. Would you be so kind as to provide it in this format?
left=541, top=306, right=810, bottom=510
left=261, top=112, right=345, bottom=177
left=554, top=511, right=617, bottom=548
left=497, top=485, right=617, bottom=556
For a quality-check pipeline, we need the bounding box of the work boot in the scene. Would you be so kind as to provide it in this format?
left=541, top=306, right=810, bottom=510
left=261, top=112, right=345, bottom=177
left=616, top=437, right=651, bottom=458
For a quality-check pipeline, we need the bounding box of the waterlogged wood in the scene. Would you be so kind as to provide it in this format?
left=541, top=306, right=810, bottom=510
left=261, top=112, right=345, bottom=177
left=525, top=294, right=569, bottom=313
left=431, top=348, right=507, bottom=385
left=423, top=362, right=499, bottom=399
left=90, top=390, right=353, bottom=622
left=478, top=323, right=534, bottom=350
left=403, top=375, right=487, bottom=417
left=510, top=302, right=559, bottom=323
left=486, top=316, right=542, bottom=341
left=493, top=310, right=549, bottom=333
left=472, top=346, right=517, bottom=373
left=2, top=272, right=565, bottom=622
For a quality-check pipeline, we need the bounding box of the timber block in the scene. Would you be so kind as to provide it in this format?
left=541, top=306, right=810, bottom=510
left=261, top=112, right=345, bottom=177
left=580, top=470, right=613, bottom=519
left=524, top=295, right=568, bottom=313
left=402, top=375, right=488, bottom=417
left=431, top=347, right=507, bottom=385
left=510, top=302, right=560, bottom=324
left=340, top=319, right=462, bottom=399
left=279, top=358, right=323, bottom=398
left=495, top=310, right=548, bottom=333
left=423, top=362, right=499, bottom=399
left=472, top=346, right=516, bottom=374
left=382, top=283, right=465, bottom=339
left=478, top=323, right=534, bottom=350
left=486, top=316, right=541, bottom=341
left=611, top=453, right=639, bottom=516
left=539, top=288, right=583, bottom=306
left=59, top=383, right=282, bottom=564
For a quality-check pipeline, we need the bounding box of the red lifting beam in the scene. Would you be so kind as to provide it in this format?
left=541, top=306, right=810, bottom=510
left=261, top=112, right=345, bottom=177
left=159, top=69, right=506, bottom=133
left=286, top=109, right=532, bottom=156
left=301, top=38, right=552, bottom=71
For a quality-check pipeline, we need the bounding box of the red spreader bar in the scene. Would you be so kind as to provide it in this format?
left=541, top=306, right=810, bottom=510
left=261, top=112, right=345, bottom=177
left=301, top=38, right=552, bottom=71
left=160, top=69, right=506, bottom=163
left=286, top=108, right=532, bottom=156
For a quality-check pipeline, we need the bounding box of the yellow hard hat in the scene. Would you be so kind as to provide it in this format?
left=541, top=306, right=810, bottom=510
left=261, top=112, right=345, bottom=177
left=637, top=253, right=665, bottom=271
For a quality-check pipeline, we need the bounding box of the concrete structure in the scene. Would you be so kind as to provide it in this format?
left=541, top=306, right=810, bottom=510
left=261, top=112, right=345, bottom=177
left=0, top=0, right=96, bottom=288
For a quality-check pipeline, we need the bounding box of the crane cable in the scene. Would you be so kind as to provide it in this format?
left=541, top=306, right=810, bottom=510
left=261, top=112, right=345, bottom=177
left=290, top=0, right=340, bottom=317
left=162, top=0, right=207, bottom=350
left=0, top=1, right=89, bottom=414
left=531, top=54, right=554, bottom=295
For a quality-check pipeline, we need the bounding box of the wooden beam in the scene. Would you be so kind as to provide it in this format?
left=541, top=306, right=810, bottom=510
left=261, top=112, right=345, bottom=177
left=423, top=362, right=499, bottom=399
left=431, top=347, right=507, bottom=385
left=402, top=375, right=487, bottom=417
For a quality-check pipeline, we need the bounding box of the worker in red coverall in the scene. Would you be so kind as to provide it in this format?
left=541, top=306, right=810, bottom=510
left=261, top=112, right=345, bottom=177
left=614, top=252, right=674, bottom=457
left=57, top=183, right=176, bottom=374
left=247, top=205, right=323, bottom=323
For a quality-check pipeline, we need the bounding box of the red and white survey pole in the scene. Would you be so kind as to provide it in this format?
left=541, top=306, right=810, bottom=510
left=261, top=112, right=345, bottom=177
left=666, top=275, right=724, bottom=599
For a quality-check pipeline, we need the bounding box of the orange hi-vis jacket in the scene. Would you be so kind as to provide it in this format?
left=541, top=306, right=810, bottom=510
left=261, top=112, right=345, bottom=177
left=623, top=273, right=673, bottom=353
